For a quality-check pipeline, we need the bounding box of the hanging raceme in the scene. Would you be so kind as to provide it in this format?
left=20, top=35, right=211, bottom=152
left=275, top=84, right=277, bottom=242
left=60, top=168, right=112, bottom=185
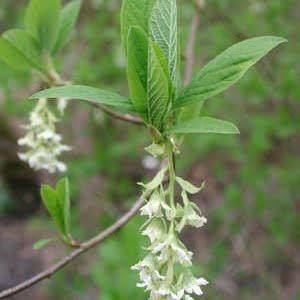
left=0, top=0, right=82, bottom=173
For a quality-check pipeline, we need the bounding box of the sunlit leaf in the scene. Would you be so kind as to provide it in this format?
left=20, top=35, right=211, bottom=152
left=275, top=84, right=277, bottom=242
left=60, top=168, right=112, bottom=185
left=167, top=117, right=240, bottom=135
left=25, top=0, right=61, bottom=51
left=150, top=0, right=178, bottom=84
left=175, top=36, right=287, bottom=109
left=121, top=0, right=156, bottom=54
left=127, top=26, right=149, bottom=117
left=147, top=41, right=170, bottom=130
left=52, top=0, right=82, bottom=54
left=0, top=30, right=44, bottom=72
left=30, top=85, right=135, bottom=111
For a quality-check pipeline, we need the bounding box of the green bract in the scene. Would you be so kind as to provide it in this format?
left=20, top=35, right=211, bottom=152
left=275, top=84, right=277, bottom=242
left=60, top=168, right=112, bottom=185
left=31, top=0, right=286, bottom=138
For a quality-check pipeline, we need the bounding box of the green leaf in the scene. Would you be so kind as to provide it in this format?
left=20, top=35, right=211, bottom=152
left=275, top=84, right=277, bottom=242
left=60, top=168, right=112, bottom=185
left=120, top=0, right=156, bottom=54
left=175, top=36, right=287, bottom=109
left=0, top=30, right=44, bottom=73
left=30, top=85, right=135, bottom=111
left=176, top=177, right=205, bottom=194
left=177, top=102, right=205, bottom=124
left=167, top=117, right=240, bottom=135
left=150, top=0, right=178, bottom=84
left=52, top=0, right=82, bottom=54
left=25, top=0, right=61, bottom=51
left=33, top=238, right=55, bottom=250
left=148, top=41, right=170, bottom=130
left=56, top=177, right=70, bottom=235
left=40, top=178, right=71, bottom=238
left=138, top=167, right=167, bottom=191
left=41, top=185, right=66, bottom=236
left=126, top=26, right=149, bottom=117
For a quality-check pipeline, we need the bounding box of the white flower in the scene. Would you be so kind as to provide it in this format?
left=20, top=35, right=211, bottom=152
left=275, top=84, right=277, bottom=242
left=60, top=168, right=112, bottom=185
left=153, top=234, right=193, bottom=266
left=131, top=255, right=165, bottom=291
left=180, top=271, right=208, bottom=296
left=140, top=190, right=172, bottom=220
left=184, top=295, right=194, bottom=300
left=142, top=219, right=167, bottom=243
left=58, top=97, right=68, bottom=115
left=18, top=98, right=71, bottom=173
left=176, top=191, right=207, bottom=232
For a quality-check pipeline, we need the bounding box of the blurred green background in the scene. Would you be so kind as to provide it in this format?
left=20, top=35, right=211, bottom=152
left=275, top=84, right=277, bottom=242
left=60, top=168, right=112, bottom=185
left=0, top=0, right=299, bottom=299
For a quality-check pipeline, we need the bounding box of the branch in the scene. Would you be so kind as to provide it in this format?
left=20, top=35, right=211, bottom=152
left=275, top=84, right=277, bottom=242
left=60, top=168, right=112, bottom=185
left=90, top=103, right=144, bottom=125
left=184, top=0, right=205, bottom=85
left=45, top=66, right=144, bottom=126
left=0, top=197, right=145, bottom=299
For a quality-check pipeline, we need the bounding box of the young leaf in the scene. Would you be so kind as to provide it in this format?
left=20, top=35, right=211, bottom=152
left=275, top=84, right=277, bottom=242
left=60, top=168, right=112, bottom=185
left=177, top=102, right=204, bottom=124
left=148, top=41, right=170, bottom=130
left=56, top=178, right=71, bottom=236
left=41, top=185, right=66, bottom=237
left=1, top=29, right=44, bottom=72
left=120, top=0, right=156, bottom=53
left=176, top=177, right=205, bottom=194
left=175, top=36, right=287, bottom=109
left=30, top=85, right=135, bottom=111
left=127, top=26, right=149, bottom=118
left=33, top=238, right=55, bottom=250
left=150, top=0, right=178, bottom=84
left=40, top=178, right=71, bottom=239
left=25, top=0, right=61, bottom=51
left=167, top=117, right=240, bottom=135
left=0, top=37, right=34, bottom=72
left=52, top=0, right=82, bottom=54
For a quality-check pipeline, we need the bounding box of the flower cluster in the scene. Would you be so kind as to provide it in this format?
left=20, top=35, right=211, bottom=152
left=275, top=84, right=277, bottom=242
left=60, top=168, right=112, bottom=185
left=18, top=98, right=70, bottom=173
left=132, top=166, right=208, bottom=299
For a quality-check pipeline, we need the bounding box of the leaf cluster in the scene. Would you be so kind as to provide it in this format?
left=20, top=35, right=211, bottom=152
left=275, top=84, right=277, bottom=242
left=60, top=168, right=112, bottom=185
left=0, top=0, right=81, bottom=75
left=31, top=0, right=286, bottom=139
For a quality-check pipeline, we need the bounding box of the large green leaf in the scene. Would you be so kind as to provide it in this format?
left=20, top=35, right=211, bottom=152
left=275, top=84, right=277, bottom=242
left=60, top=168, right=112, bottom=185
left=30, top=85, right=135, bottom=111
left=40, top=178, right=71, bottom=238
left=127, top=26, right=149, bottom=118
left=150, top=0, right=178, bottom=84
left=167, top=117, right=240, bottom=135
left=1, top=29, right=44, bottom=72
left=25, top=0, right=61, bottom=51
left=52, top=0, right=82, bottom=54
left=120, top=0, right=156, bottom=54
left=175, top=36, right=287, bottom=109
left=147, top=41, right=170, bottom=130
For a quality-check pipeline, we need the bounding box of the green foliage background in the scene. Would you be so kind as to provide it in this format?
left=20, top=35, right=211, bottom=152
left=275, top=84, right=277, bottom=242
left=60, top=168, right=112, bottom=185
left=0, top=0, right=299, bottom=299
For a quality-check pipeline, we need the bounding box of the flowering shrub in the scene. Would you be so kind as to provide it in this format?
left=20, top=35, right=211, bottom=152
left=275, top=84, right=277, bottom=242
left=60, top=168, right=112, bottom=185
left=0, top=0, right=286, bottom=298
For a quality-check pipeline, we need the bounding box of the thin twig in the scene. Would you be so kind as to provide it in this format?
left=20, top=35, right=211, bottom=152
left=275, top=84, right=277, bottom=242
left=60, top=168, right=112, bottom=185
left=49, top=69, right=144, bottom=126
left=90, top=103, right=144, bottom=125
left=184, top=0, right=205, bottom=85
left=0, top=197, right=145, bottom=299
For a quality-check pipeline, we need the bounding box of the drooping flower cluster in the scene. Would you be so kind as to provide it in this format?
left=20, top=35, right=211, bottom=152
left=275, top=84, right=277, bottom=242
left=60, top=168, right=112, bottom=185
left=18, top=98, right=71, bottom=173
left=132, top=164, right=208, bottom=300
